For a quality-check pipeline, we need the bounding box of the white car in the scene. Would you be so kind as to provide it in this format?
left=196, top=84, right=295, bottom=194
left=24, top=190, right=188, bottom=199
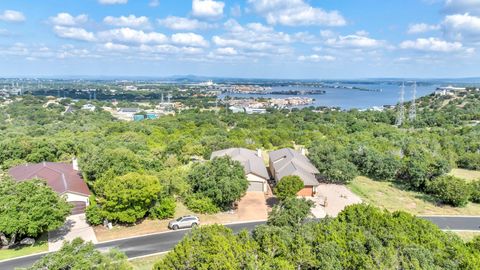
left=168, top=215, right=200, bottom=230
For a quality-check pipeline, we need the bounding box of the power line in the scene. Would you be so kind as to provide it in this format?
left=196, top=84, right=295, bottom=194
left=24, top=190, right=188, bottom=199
left=396, top=82, right=405, bottom=127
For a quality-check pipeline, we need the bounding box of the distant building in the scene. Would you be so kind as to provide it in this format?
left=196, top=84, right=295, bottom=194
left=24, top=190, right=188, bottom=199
left=245, top=107, right=267, bottom=114
left=124, top=85, right=138, bottom=91
left=81, top=104, right=96, bottom=111
left=229, top=106, right=245, bottom=113
left=9, top=161, right=91, bottom=215
left=269, top=148, right=320, bottom=197
left=211, top=148, right=269, bottom=193
left=118, top=108, right=140, bottom=113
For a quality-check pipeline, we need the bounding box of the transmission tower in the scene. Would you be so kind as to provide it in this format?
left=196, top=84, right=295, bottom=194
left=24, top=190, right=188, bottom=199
left=409, top=82, right=417, bottom=121
left=396, top=82, right=405, bottom=127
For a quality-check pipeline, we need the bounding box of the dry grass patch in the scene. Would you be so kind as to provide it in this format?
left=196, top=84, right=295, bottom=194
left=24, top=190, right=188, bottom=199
left=453, top=231, right=480, bottom=242
left=450, top=169, right=480, bottom=182
left=129, top=253, right=167, bottom=270
left=348, top=176, right=480, bottom=216
left=94, top=201, right=255, bottom=242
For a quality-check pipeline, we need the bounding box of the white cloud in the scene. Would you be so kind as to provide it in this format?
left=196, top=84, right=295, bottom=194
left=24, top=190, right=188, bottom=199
left=298, top=54, right=335, bottom=62
left=171, top=33, right=209, bottom=47
left=407, top=23, right=440, bottom=34
left=399, top=37, right=472, bottom=52
left=104, top=15, right=151, bottom=29
left=158, top=16, right=214, bottom=31
left=0, top=10, right=26, bottom=23
left=248, top=0, right=346, bottom=26
left=442, top=13, right=480, bottom=41
left=99, top=0, right=128, bottom=5
left=215, top=47, right=238, bottom=55
left=103, top=42, right=130, bottom=51
left=192, top=0, right=225, bottom=18
left=98, top=28, right=168, bottom=44
left=326, top=35, right=385, bottom=49
left=50, top=13, right=88, bottom=26
left=53, top=26, right=96, bottom=42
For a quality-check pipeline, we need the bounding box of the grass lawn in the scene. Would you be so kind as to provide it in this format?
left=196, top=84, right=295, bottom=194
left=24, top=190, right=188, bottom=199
left=0, top=234, right=48, bottom=261
left=129, top=254, right=167, bottom=270
left=450, top=169, right=480, bottom=182
left=348, top=176, right=480, bottom=216
left=453, top=231, right=480, bottom=242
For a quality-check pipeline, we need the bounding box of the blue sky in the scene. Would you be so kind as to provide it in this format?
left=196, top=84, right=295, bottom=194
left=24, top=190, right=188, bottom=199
left=0, top=0, right=479, bottom=78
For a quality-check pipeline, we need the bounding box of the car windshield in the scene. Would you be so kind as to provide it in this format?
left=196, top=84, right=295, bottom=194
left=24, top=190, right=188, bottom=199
left=175, top=217, right=183, bottom=222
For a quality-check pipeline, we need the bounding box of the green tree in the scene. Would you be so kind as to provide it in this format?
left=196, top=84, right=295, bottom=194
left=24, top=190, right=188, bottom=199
left=267, top=198, right=313, bottom=227
left=149, top=197, right=176, bottom=220
left=94, top=173, right=161, bottom=223
left=29, top=238, right=132, bottom=270
left=188, top=157, right=249, bottom=210
left=309, top=142, right=358, bottom=184
left=427, top=175, right=471, bottom=207
left=470, top=181, right=480, bottom=203
left=154, top=225, right=260, bottom=270
left=0, top=178, right=71, bottom=246
left=275, top=175, right=304, bottom=201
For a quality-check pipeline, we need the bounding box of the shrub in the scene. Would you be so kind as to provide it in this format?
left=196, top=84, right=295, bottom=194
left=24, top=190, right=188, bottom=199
left=458, top=153, right=480, bottom=170
left=267, top=198, right=314, bottom=227
left=275, top=175, right=304, bottom=200
left=185, top=194, right=220, bottom=214
left=427, top=176, right=471, bottom=207
left=470, top=181, right=480, bottom=203
left=85, top=199, right=104, bottom=226
left=150, top=197, right=176, bottom=220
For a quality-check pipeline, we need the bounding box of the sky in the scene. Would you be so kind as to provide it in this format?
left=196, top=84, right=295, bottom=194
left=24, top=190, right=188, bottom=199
left=0, top=0, right=480, bottom=79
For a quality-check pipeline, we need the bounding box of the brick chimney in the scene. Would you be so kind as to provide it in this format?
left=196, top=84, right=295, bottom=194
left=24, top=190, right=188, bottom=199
left=72, top=157, right=79, bottom=171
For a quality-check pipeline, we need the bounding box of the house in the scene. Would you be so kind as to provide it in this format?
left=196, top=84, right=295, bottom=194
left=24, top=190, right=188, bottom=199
left=269, top=148, right=320, bottom=197
left=9, top=161, right=91, bottom=215
left=211, top=148, right=270, bottom=193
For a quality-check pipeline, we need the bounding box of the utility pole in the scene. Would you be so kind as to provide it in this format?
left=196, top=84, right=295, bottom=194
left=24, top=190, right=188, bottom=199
left=396, top=82, right=405, bottom=127
left=409, top=82, right=417, bottom=122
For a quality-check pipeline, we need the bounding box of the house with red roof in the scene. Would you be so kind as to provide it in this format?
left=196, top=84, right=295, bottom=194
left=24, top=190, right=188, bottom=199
left=9, top=161, right=91, bottom=215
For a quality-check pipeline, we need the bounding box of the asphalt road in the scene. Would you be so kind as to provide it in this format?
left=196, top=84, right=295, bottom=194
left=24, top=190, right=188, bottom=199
left=2, top=217, right=480, bottom=270
left=0, top=221, right=264, bottom=270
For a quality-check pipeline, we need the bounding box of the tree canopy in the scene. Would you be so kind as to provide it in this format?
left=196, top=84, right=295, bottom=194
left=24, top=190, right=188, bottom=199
left=188, top=156, right=249, bottom=210
left=0, top=178, right=71, bottom=246
left=274, top=175, right=304, bottom=200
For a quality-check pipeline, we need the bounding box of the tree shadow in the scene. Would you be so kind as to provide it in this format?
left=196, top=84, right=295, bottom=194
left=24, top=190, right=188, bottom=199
left=266, top=197, right=279, bottom=208
left=48, top=219, right=76, bottom=243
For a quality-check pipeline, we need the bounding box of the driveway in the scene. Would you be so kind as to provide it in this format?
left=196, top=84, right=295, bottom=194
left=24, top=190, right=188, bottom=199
left=48, top=214, right=98, bottom=251
left=316, top=184, right=362, bottom=217
left=237, top=192, right=268, bottom=221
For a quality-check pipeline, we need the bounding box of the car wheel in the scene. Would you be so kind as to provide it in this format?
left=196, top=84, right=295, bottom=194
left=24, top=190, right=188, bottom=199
left=172, top=225, right=179, bottom=230
left=191, top=223, right=198, bottom=228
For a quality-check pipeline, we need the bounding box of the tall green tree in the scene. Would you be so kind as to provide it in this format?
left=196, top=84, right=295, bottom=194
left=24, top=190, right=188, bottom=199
left=94, top=172, right=161, bottom=223
left=188, top=157, right=249, bottom=210
left=0, top=178, right=71, bottom=246
left=267, top=198, right=313, bottom=227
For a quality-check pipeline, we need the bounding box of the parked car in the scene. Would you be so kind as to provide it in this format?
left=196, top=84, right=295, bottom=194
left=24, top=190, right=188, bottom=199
left=168, top=215, right=200, bottom=230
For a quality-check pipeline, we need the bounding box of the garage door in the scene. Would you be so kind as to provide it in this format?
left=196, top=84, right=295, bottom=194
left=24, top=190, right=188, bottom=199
left=247, top=181, right=264, bottom=192
left=70, top=201, right=87, bottom=215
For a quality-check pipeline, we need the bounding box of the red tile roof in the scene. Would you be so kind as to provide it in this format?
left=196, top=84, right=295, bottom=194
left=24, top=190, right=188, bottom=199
left=9, top=162, right=91, bottom=197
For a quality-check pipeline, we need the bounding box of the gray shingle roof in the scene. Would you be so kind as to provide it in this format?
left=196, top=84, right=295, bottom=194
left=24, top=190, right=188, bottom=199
left=211, top=148, right=269, bottom=180
left=269, top=148, right=320, bottom=186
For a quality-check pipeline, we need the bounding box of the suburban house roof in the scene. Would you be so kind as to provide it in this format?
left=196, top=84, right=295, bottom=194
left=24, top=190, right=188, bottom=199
left=211, top=148, right=269, bottom=180
left=269, top=148, right=320, bottom=186
left=9, top=162, right=91, bottom=197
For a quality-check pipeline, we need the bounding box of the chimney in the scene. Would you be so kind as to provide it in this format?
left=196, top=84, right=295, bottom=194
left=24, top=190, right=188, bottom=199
left=301, top=147, right=306, bottom=156
left=72, top=157, right=79, bottom=171
left=257, top=149, right=262, bottom=158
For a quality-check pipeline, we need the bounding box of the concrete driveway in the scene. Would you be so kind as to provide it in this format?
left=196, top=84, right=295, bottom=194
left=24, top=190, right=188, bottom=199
left=316, top=184, right=362, bottom=217
left=237, top=192, right=268, bottom=221
left=48, top=214, right=97, bottom=251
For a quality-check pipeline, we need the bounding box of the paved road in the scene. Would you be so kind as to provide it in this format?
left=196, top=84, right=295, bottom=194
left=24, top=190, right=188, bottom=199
left=421, top=216, right=480, bottom=231
left=2, top=217, right=480, bottom=270
left=0, top=221, right=264, bottom=270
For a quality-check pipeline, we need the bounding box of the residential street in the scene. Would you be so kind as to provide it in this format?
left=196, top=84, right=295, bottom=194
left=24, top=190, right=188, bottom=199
left=1, top=217, right=480, bottom=270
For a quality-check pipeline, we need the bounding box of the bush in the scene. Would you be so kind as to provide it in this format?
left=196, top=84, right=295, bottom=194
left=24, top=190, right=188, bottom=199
left=470, top=181, right=480, bottom=203
left=427, top=176, right=471, bottom=207
left=458, top=153, right=480, bottom=170
left=85, top=195, right=104, bottom=226
left=275, top=175, right=304, bottom=200
left=267, top=198, right=314, bottom=227
left=185, top=194, right=220, bottom=214
left=150, top=197, right=176, bottom=220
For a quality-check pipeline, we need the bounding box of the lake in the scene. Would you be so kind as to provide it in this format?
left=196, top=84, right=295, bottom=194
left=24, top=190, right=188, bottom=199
left=219, top=82, right=439, bottom=110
